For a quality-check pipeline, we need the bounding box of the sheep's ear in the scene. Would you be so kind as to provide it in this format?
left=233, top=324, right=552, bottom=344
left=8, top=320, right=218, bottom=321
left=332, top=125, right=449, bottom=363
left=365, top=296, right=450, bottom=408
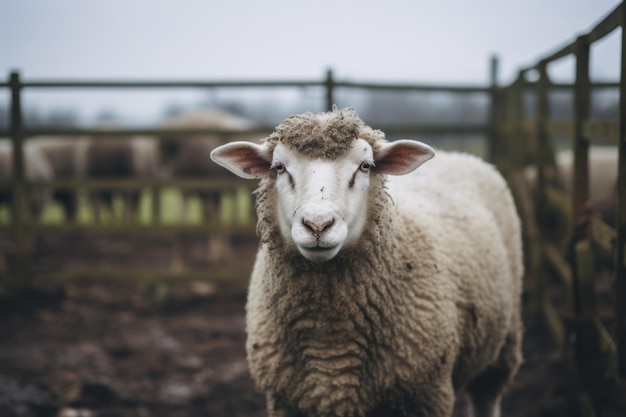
left=210, top=141, right=273, bottom=179
left=373, top=140, right=435, bottom=175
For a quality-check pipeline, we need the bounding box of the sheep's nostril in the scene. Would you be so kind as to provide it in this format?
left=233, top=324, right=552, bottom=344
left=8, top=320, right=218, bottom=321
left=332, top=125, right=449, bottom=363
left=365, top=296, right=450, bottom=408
left=302, top=218, right=334, bottom=237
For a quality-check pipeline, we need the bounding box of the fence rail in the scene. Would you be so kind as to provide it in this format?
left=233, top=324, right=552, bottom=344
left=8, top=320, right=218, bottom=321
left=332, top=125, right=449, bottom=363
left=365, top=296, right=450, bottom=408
left=1, top=65, right=501, bottom=286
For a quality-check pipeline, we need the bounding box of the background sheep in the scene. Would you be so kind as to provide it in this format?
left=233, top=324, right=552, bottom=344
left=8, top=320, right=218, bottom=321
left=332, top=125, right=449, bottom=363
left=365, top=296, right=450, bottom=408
left=522, top=146, right=617, bottom=249
left=159, top=108, right=262, bottom=263
left=34, top=136, right=89, bottom=222
left=0, top=140, right=53, bottom=221
left=555, top=146, right=617, bottom=225
left=84, top=135, right=160, bottom=223
left=211, top=107, right=523, bottom=417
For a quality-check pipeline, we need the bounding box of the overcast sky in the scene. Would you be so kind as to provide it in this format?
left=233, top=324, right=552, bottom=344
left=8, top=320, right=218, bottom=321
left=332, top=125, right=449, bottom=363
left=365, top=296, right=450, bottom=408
left=0, top=0, right=622, bottom=122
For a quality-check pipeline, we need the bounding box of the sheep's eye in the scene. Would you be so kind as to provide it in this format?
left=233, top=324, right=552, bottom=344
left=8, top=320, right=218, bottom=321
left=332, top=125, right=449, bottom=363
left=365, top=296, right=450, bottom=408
left=359, top=161, right=373, bottom=173
left=272, top=162, right=286, bottom=174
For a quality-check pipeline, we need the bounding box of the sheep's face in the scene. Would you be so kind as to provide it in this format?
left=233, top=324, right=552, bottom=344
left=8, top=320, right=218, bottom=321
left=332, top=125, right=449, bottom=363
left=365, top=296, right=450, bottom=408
left=211, top=136, right=434, bottom=263
left=268, top=138, right=374, bottom=262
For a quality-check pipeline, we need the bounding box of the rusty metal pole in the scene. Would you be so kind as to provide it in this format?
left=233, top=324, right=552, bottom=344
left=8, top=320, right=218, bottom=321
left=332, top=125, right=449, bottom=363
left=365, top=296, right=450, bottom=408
left=8, top=71, right=30, bottom=287
left=616, top=2, right=626, bottom=378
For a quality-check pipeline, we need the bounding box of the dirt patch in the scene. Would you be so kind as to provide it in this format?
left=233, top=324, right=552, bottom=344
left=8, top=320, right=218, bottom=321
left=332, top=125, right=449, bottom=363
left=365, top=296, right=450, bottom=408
left=0, top=285, right=265, bottom=417
left=0, top=234, right=621, bottom=417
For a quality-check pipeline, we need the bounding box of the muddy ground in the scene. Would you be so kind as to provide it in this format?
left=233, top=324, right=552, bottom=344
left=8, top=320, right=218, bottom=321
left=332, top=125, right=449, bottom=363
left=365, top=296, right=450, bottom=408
left=0, top=233, right=623, bottom=417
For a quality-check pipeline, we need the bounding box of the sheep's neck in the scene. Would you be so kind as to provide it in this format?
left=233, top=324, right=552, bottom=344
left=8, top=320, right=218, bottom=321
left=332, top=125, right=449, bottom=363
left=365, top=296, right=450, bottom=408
left=269, top=201, right=405, bottom=332
left=263, top=207, right=414, bottom=415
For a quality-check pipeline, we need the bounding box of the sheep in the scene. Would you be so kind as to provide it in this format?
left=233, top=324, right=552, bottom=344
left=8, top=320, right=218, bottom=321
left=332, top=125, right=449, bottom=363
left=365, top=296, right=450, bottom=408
left=34, top=136, right=90, bottom=222
left=35, top=134, right=161, bottom=223
left=522, top=146, right=618, bottom=248
left=159, top=108, right=263, bottom=264
left=0, top=140, right=53, bottom=220
left=555, top=146, right=617, bottom=226
left=84, top=135, right=161, bottom=223
left=159, top=108, right=259, bottom=220
left=210, top=107, right=523, bottom=417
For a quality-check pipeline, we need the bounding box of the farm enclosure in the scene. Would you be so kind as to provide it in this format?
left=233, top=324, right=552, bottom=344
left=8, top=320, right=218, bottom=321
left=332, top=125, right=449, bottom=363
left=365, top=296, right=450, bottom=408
left=1, top=2, right=626, bottom=417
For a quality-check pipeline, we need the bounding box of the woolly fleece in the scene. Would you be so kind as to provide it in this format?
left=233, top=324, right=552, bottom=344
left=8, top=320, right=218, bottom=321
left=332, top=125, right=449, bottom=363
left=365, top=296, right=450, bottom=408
left=245, top=108, right=523, bottom=417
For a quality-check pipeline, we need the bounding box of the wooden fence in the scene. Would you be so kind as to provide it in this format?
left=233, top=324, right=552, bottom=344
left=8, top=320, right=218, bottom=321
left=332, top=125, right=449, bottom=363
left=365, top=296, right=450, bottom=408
left=490, top=2, right=626, bottom=413
left=0, top=66, right=498, bottom=285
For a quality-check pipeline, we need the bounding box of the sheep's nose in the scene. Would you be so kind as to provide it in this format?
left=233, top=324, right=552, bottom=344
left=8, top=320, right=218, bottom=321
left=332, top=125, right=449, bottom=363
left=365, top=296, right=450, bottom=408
left=302, top=218, right=334, bottom=238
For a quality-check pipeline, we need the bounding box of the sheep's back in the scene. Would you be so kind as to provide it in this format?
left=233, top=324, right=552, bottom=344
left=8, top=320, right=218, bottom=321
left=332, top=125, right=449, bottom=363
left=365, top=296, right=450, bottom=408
left=387, top=151, right=521, bottom=279
left=386, top=150, right=522, bottom=384
left=86, top=139, right=135, bottom=178
left=171, top=138, right=224, bottom=176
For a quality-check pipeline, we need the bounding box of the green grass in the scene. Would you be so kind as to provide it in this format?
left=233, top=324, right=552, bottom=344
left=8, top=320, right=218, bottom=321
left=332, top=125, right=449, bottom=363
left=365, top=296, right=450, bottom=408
left=1, top=187, right=254, bottom=226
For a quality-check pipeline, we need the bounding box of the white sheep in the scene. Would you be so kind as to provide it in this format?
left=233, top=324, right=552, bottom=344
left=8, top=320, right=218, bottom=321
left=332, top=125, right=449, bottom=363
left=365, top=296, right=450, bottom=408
left=210, top=107, right=523, bottom=417
left=34, top=136, right=90, bottom=221
left=555, top=146, right=617, bottom=225
left=159, top=108, right=263, bottom=264
left=84, top=134, right=161, bottom=223
left=0, top=140, right=53, bottom=220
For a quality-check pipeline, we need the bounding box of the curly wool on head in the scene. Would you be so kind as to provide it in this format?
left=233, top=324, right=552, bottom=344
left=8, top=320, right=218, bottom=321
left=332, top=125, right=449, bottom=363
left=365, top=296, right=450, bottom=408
left=264, top=107, right=386, bottom=160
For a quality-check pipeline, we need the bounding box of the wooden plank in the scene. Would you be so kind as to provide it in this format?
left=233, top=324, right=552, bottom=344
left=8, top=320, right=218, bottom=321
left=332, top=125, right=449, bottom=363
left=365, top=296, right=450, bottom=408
left=518, top=3, right=622, bottom=74
left=8, top=71, right=31, bottom=288
left=582, top=119, right=619, bottom=143
left=545, top=243, right=572, bottom=288
left=589, top=215, right=616, bottom=254
left=544, top=297, right=566, bottom=351
left=374, top=124, right=488, bottom=136
left=19, top=79, right=323, bottom=89
left=547, top=120, right=574, bottom=138
left=20, top=127, right=273, bottom=138
left=543, top=119, right=619, bottom=142
left=0, top=177, right=257, bottom=191
left=29, top=223, right=257, bottom=235
left=4, top=124, right=495, bottom=139
left=529, top=63, right=553, bottom=323
left=616, top=0, right=626, bottom=378
left=587, top=2, right=623, bottom=44
left=28, top=268, right=253, bottom=287
left=573, top=36, right=591, bottom=222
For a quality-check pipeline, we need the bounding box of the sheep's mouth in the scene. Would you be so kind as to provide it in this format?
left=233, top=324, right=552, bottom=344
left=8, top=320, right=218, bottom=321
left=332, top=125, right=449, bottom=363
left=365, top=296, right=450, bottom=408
left=297, top=244, right=342, bottom=262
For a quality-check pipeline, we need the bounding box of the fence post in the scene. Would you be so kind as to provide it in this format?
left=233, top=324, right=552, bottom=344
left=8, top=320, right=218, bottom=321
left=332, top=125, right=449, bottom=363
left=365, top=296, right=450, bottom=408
left=569, top=39, right=610, bottom=409
left=508, top=73, right=526, bottom=170
left=572, top=36, right=591, bottom=221
left=531, top=62, right=551, bottom=320
left=7, top=71, right=31, bottom=287
left=325, top=68, right=335, bottom=111
left=507, top=72, right=538, bottom=280
left=487, top=55, right=500, bottom=166
left=616, top=1, right=626, bottom=379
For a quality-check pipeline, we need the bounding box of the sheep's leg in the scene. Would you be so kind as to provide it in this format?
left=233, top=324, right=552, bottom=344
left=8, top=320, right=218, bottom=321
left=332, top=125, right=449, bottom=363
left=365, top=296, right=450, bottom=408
left=401, top=378, right=456, bottom=417
left=93, top=196, right=104, bottom=224
left=264, top=394, right=291, bottom=417
left=93, top=191, right=114, bottom=223
left=125, top=191, right=140, bottom=223
left=466, top=322, right=522, bottom=417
